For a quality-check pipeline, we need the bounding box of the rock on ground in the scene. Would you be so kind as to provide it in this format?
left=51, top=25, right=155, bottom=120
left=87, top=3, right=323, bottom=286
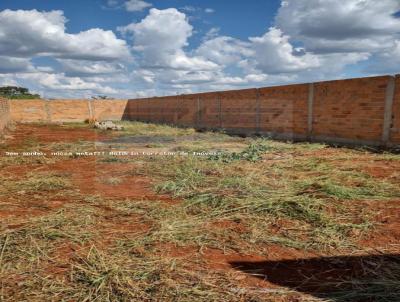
left=94, top=121, right=124, bottom=131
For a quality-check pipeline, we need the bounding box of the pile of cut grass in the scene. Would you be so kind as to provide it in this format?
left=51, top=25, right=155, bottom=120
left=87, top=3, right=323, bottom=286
left=0, top=172, right=71, bottom=194
left=116, top=121, right=196, bottom=137
left=21, top=173, right=70, bottom=192
left=129, top=137, right=399, bottom=251
left=0, top=198, right=264, bottom=302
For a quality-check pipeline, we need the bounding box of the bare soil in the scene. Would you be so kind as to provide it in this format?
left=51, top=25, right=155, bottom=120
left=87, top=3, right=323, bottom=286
left=0, top=123, right=399, bottom=301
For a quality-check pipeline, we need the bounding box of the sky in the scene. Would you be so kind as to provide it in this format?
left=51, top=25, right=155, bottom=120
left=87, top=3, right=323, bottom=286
left=0, top=0, right=399, bottom=99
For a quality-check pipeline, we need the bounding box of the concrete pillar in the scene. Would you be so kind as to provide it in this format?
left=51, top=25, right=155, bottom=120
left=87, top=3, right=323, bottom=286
left=382, top=76, right=395, bottom=145
left=255, top=88, right=261, bottom=133
left=87, top=99, right=94, bottom=120
left=218, top=93, right=222, bottom=129
left=196, top=96, right=201, bottom=128
left=44, top=99, right=51, bottom=122
left=174, top=96, right=179, bottom=124
left=307, top=83, right=315, bottom=139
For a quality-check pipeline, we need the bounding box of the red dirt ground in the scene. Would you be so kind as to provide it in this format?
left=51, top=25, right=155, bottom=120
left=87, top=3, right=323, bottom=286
left=1, top=124, right=400, bottom=300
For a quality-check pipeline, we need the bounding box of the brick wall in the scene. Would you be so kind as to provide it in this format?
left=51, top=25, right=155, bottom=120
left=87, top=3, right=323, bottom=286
left=5, top=74, right=400, bottom=147
left=221, top=89, right=257, bottom=131
left=9, top=99, right=127, bottom=123
left=48, top=100, right=90, bottom=122
left=312, top=76, right=389, bottom=143
left=124, top=75, right=399, bottom=147
left=258, top=84, right=308, bottom=139
left=92, top=100, right=128, bottom=121
left=177, top=94, right=197, bottom=127
left=0, top=97, right=10, bottom=134
left=9, top=99, right=48, bottom=122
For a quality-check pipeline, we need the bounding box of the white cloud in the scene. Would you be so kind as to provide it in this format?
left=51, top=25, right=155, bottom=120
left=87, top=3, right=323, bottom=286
left=180, top=6, right=214, bottom=14
left=180, top=6, right=197, bottom=13
left=119, top=7, right=369, bottom=94
left=196, top=25, right=368, bottom=85
left=0, top=9, right=133, bottom=98
left=367, top=40, right=400, bottom=74
left=276, top=0, right=400, bottom=53
left=1, top=2, right=399, bottom=99
left=0, top=56, right=35, bottom=73
left=107, top=0, right=119, bottom=7
left=202, top=27, right=220, bottom=41
left=125, top=0, right=152, bottom=12
left=123, top=8, right=192, bottom=58
left=119, top=8, right=217, bottom=71
left=15, top=71, right=120, bottom=99
left=197, top=36, right=252, bottom=65
left=197, top=27, right=321, bottom=77
left=249, top=27, right=320, bottom=74
left=59, top=60, right=126, bottom=77
left=0, top=9, right=131, bottom=61
left=0, top=75, right=19, bottom=87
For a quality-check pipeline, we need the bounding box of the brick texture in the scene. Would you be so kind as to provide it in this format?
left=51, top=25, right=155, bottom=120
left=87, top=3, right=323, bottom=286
left=123, top=75, right=399, bottom=146
left=9, top=99, right=48, bottom=122
left=197, top=92, right=221, bottom=129
left=6, top=75, right=400, bottom=147
left=177, top=94, right=197, bottom=127
left=10, top=99, right=128, bottom=123
left=258, top=84, right=308, bottom=138
left=312, top=76, right=388, bottom=142
left=93, top=100, right=128, bottom=121
left=48, top=100, right=90, bottom=122
left=220, top=88, right=257, bottom=131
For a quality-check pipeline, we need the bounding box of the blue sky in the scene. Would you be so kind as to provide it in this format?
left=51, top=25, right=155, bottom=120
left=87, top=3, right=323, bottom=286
left=0, top=0, right=399, bottom=98
left=0, top=1, right=279, bottom=35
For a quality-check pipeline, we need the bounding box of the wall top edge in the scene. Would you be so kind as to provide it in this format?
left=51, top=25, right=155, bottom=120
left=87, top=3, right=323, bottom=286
left=3, top=74, right=399, bottom=103
left=8, top=99, right=128, bottom=102
left=128, top=74, right=399, bottom=102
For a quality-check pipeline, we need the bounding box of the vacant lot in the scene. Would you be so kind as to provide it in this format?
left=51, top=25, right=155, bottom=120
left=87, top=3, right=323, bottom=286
left=0, top=122, right=399, bottom=301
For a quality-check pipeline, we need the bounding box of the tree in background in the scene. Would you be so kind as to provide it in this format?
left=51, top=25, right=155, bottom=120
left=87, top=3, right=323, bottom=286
left=0, top=86, right=40, bottom=99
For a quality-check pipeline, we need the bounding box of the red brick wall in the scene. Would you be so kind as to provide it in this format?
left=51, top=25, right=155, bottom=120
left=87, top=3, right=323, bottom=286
left=48, top=100, right=90, bottom=122
left=6, top=75, right=400, bottom=147
left=177, top=94, right=197, bottom=127
left=312, top=76, right=388, bottom=142
left=10, top=99, right=128, bottom=123
left=124, top=75, right=399, bottom=147
left=198, top=92, right=221, bottom=128
left=220, top=89, right=257, bottom=130
left=9, top=99, right=48, bottom=122
left=0, top=97, right=10, bottom=133
left=159, top=96, right=178, bottom=124
left=93, top=100, right=127, bottom=121
left=258, top=84, right=308, bottom=138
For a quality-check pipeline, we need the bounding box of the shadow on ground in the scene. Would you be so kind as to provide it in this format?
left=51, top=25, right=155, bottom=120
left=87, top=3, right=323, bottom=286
left=230, top=254, right=400, bottom=302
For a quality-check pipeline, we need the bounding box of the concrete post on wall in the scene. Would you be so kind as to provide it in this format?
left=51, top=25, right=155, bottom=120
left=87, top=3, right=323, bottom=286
left=44, top=99, right=52, bottom=123
left=255, top=88, right=261, bottom=134
left=87, top=99, right=94, bottom=121
left=218, top=93, right=222, bottom=129
left=382, top=76, right=396, bottom=146
left=307, top=83, right=314, bottom=140
left=196, top=96, right=201, bottom=128
left=174, top=96, right=179, bottom=124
